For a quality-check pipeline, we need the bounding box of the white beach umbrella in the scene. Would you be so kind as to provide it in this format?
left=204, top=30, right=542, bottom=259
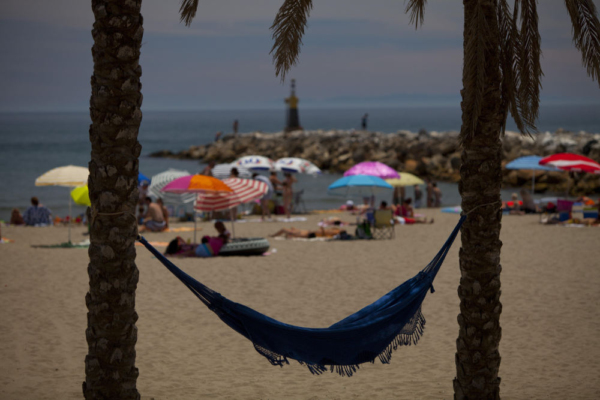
left=212, top=163, right=252, bottom=179
left=35, top=165, right=89, bottom=243
left=148, top=169, right=196, bottom=206
left=234, top=155, right=275, bottom=171
left=275, top=157, right=321, bottom=175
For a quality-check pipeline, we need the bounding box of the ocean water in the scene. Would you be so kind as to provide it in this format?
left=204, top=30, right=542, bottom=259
left=1, top=105, right=599, bottom=221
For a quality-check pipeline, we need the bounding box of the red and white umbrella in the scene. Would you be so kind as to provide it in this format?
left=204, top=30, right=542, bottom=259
left=194, top=178, right=269, bottom=237
left=539, top=153, right=600, bottom=174
left=194, top=178, right=269, bottom=212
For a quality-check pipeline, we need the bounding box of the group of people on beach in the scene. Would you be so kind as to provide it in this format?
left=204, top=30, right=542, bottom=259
left=391, top=179, right=441, bottom=209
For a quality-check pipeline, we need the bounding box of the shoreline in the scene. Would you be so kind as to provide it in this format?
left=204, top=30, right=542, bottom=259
left=150, top=128, right=600, bottom=195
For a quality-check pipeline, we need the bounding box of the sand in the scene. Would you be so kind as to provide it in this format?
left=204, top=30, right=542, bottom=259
left=1, top=210, right=599, bottom=399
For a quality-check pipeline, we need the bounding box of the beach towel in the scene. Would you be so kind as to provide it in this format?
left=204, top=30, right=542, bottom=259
left=137, top=216, right=465, bottom=376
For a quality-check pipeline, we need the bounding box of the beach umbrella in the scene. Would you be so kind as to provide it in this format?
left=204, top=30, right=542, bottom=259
left=539, top=153, right=600, bottom=174
left=212, top=163, right=252, bottom=179
left=506, top=155, right=559, bottom=192
left=385, top=172, right=425, bottom=187
left=148, top=169, right=196, bottom=207
left=275, top=157, right=321, bottom=175
left=35, top=165, right=89, bottom=187
left=138, top=172, right=151, bottom=185
left=35, top=165, right=89, bottom=244
left=234, top=155, right=275, bottom=171
left=343, top=161, right=400, bottom=179
left=162, top=175, right=233, bottom=242
left=71, top=185, right=91, bottom=207
left=194, top=178, right=269, bottom=237
left=328, top=174, right=393, bottom=197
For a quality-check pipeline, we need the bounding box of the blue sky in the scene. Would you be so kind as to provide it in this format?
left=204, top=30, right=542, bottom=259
left=0, top=0, right=599, bottom=112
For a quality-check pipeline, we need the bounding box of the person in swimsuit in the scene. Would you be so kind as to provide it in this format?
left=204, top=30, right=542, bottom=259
left=270, top=226, right=345, bottom=239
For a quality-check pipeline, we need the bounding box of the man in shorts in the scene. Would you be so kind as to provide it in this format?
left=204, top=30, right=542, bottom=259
left=253, top=173, right=274, bottom=221
left=139, top=197, right=166, bottom=232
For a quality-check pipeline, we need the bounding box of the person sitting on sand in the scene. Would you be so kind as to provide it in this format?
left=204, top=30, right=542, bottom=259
left=164, top=222, right=230, bottom=257
left=23, top=197, right=52, bottom=226
left=520, top=188, right=539, bottom=214
left=270, top=226, right=345, bottom=239
left=507, top=193, right=524, bottom=215
left=156, top=198, right=169, bottom=230
left=139, top=197, right=166, bottom=232
left=395, top=198, right=434, bottom=224
left=10, top=208, right=25, bottom=225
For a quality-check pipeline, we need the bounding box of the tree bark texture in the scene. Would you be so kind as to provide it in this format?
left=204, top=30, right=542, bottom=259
left=455, top=0, right=503, bottom=399
left=84, top=0, right=143, bottom=399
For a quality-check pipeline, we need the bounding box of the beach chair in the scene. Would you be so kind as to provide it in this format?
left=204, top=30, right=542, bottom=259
left=292, top=189, right=307, bottom=214
left=371, top=209, right=395, bottom=240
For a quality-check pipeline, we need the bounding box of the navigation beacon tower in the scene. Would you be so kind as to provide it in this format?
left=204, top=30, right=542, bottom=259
left=284, top=79, right=302, bottom=132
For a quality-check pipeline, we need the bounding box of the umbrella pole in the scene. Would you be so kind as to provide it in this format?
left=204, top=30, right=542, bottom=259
left=230, top=209, right=235, bottom=238
left=193, top=211, right=197, bottom=244
left=68, top=191, right=72, bottom=244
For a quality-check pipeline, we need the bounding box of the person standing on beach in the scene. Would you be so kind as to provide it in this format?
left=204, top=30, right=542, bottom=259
left=253, top=173, right=274, bottom=221
left=23, top=197, right=52, bottom=226
left=432, top=183, right=442, bottom=208
left=282, top=172, right=297, bottom=219
left=414, top=184, right=423, bottom=208
left=201, top=161, right=215, bottom=176
left=361, top=113, right=368, bottom=130
left=426, top=179, right=434, bottom=208
left=233, top=120, right=239, bottom=136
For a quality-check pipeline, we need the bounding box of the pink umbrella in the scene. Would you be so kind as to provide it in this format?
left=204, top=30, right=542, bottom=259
left=344, top=161, right=400, bottom=179
left=539, top=153, right=600, bottom=174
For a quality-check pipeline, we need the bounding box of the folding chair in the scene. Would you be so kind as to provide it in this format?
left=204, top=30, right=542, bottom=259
left=371, top=209, right=395, bottom=240
left=292, top=189, right=307, bottom=214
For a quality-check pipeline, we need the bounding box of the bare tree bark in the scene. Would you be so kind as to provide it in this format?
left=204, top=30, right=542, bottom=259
left=84, top=0, right=143, bottom=398
left=455, top=0, right=503, bottom=399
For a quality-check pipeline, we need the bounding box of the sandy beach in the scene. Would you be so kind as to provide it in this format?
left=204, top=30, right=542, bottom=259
left=1, top=210, right=599, bottom=399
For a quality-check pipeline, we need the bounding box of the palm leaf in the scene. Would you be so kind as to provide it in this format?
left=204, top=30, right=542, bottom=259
left=498, top=0, right=536, bottom=134
left=564, top=0, right=600, bottom=86
left=405, top=0, right=427, bottom=29
left=461, top=0, right=488, bottom=141
left=270, top=0, right=313, bottom=81
left=179, top=0, right=199, bottom=26
left=517, top=0, right=543, bottom=126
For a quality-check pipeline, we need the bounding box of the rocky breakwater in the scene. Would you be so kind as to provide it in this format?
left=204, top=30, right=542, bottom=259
left=150, top=129, right=600, bottom=195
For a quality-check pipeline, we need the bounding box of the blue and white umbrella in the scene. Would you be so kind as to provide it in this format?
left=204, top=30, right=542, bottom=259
left=328, top=174, right=393, bottom=197
left=275, top=157, right=321, bottom=175
left=234, top=155, right=275, bottom=171
left=506, top=155, right=558, bottom=192
left=138, top=172, right=151, bottom=185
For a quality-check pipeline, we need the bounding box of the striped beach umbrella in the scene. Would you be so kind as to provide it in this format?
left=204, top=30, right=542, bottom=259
left=194, top=178, right=268, bottom=212
left=539, top=153, right=600, bottom=174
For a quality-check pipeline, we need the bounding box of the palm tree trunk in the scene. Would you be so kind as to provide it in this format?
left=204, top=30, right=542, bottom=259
left=454, top=0, right=503, bottom=399
left=84, top=0, right=143, bottom=398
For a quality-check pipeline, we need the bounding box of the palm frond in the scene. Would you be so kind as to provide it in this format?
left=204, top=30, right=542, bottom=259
left=179, top=0, right=199, bottom=27
left=498, top=0, right=536, bottom=134
left=564, top=0, right=600, bottom=86
left=461, top=0, right=488, bottom=142
left=270, top=0, right=313, bottom=81
left=405, top=0, right=427, bottom=29
left=517, top=0, right=543, bottom=127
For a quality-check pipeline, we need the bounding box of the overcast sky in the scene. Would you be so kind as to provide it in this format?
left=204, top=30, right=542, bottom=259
left=1, top=0, right=599, bottom=112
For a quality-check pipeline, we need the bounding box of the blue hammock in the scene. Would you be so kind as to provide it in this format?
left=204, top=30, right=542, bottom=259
left=138, top=216, right=465, bottom=376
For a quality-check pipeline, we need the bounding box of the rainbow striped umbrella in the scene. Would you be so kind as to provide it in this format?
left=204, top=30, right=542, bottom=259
left=161, top=174, right=233, bottom=194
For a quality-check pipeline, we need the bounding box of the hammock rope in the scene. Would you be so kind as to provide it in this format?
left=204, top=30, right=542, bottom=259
left=138, top=215, right=466, bottom=376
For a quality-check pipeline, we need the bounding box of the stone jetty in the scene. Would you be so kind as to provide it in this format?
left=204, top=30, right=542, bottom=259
left=150, top=129, right=600, bottom=195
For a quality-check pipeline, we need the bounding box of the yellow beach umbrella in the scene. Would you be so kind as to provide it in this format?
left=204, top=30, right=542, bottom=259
left=71, top=185, right=91, bottom=207
left=385, top=172, right=425, bottom=187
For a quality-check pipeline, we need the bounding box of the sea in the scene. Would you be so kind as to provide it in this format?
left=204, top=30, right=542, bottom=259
left=1, top=105, right=599, bottom=222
